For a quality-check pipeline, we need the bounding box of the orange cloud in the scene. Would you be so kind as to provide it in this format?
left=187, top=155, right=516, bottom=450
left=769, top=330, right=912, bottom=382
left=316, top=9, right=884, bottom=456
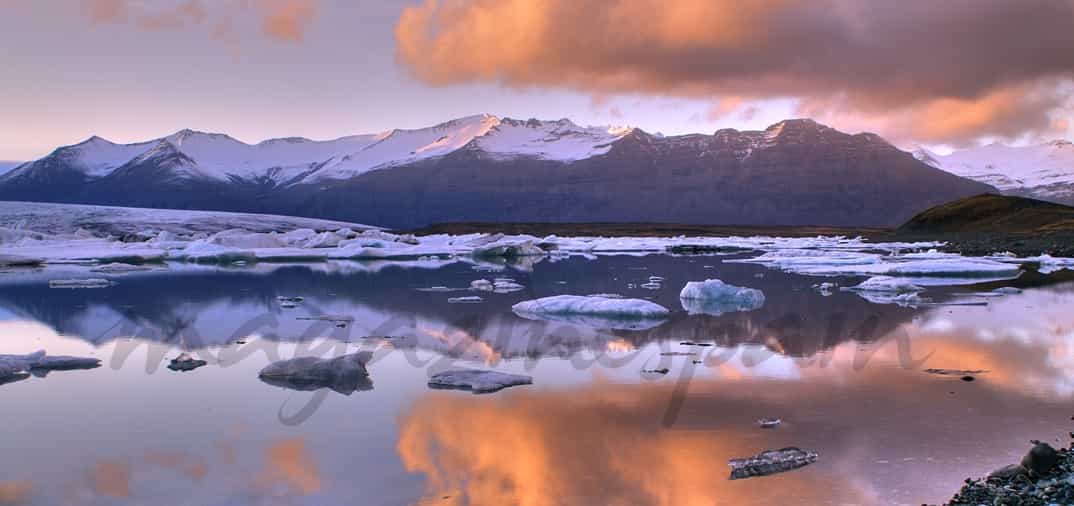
left=396, top=0, right=1074, bottom=144
left=87, top=0, right=125, bottom=23
left=259, top=0, right=317, bottom=42
left=80, top=0, right=317, bottom=44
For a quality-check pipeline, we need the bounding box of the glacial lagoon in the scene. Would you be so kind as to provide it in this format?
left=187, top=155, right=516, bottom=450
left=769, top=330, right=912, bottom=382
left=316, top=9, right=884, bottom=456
left=1, top=252, right=1073, bottom=505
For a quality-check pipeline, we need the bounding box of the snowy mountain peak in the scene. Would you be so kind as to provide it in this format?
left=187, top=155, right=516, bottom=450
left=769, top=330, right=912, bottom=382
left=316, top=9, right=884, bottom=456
left=919, top=140, right=1074, bottom=204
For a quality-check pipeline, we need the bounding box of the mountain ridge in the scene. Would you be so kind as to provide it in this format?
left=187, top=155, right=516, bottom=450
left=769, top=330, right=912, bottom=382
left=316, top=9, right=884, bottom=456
left=0, top=115, right=995, bottom=228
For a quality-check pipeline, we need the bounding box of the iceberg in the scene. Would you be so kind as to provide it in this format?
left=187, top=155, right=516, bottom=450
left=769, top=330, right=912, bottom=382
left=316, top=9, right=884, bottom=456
left=512, top=295, right=669, bottom=318
left=258, top=352, right=372, bottom=395
left=512, top=295, right=669, bottom=329
left=679, top=279, right=765, bottom=316
left=427, top=368, right=532, bottom=394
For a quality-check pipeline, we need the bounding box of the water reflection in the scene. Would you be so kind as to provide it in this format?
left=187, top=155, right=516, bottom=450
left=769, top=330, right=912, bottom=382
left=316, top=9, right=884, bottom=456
left=0, top=256, right=922, bottom=362
left=1, top=257, right=1072, bottom=505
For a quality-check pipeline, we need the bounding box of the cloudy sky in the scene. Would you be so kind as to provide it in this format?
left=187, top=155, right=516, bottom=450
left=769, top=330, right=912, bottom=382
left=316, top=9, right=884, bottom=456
left=1, top=0, right=1072, bottom=160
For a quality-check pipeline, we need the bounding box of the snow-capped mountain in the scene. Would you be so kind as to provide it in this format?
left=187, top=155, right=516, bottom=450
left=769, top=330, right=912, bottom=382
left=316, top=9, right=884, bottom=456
left=0, top=116, right=993, bottom=228
left=914, top=141, right=1074, bottom=205
left=0, top=114, right=632, bottom=187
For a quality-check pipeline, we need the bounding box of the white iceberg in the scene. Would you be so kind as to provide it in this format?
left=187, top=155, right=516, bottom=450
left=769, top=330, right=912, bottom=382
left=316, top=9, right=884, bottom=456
left=678, top=279, right=765, bottom=316
left=470, top=279, right=494, bottom=291
left=428, top=368, right=532, bottom=394
left=512, top=295, right=669, bottom=318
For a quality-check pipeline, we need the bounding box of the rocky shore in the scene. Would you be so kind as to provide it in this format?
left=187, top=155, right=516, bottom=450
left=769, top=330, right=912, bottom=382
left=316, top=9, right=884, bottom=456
left=945, top=440, right=1074, bottom=505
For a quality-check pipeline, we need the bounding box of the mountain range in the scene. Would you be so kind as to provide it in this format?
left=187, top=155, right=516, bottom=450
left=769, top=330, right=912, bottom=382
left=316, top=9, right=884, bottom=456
left=914, top=141, right=1074, bottom=206
left=0, top=115, right=995, bottom=228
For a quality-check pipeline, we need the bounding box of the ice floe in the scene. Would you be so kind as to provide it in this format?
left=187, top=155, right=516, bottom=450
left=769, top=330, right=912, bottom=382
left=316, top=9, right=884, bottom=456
left=427, top=368, right=532, bottom=394
left=679, top=279, right=765, bottom=316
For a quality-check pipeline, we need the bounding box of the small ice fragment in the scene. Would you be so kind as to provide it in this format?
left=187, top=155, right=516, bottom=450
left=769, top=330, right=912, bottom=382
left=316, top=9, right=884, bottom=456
left=758, top=418, right=782, bottom=429
left=167, top=353, right=207, bottom=372
left=448, top=296, right=484, bottom=303
left=470, top=279, right=494, bottom=291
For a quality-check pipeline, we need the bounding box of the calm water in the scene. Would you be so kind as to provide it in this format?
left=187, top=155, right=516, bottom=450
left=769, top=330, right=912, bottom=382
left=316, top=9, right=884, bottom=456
left=1, top=254, right=1072, bottom=505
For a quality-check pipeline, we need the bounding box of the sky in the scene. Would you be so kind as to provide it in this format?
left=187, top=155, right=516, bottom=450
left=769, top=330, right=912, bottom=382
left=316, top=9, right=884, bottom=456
left=0, top=0, right=1072, bottom=161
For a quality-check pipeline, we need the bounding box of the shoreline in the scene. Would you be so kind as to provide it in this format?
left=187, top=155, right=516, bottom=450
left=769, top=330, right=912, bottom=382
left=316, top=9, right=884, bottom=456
left=402, top=222, right=1074, bottom=257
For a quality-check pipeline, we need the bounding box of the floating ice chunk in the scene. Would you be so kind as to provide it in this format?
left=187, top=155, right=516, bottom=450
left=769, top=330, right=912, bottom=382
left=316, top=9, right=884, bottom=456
left=416, top=286, right=455, bottom=292
left=448, top=296, right=484, bottom=303
left=470, top=279, right=494, bottom=291
left=427, top=368, right=532, bottom=394
left=846, top=276, right=925, bottom=293
left=813, top=282, right=837, bottom=295
left=728, top=447, right=818, bottom=480
left=167, top=353, right=207, bottom=372
left=258, top=352, right=372, bottom=394
left=493, top=280, right=525, bottom=293
left=869, top=258, right=1021, bottom=278
left=679, top=279, right=765, bottom=316
left=48, top=278, right=113, bottom=289
left=512, top=295, right=669, bottom=329
left=513, top=295, right=669, bottom=318
left=758, top=418, right=782, bottom=429
left=992, top=286, right=1023, bottom=295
